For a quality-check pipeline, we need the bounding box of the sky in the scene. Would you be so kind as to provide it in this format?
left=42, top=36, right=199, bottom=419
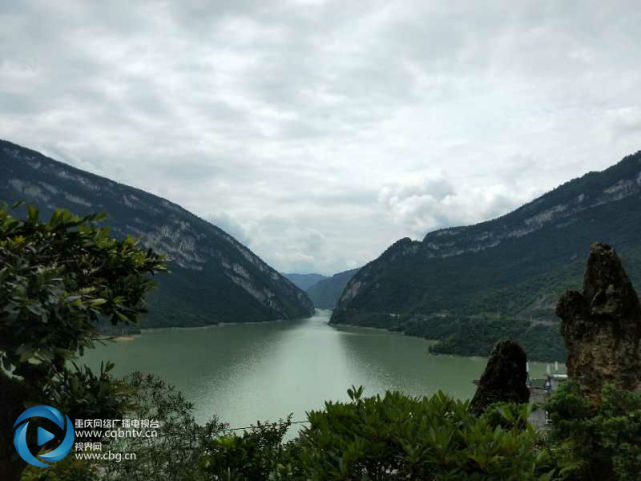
left=1, top=0, right=640, bottom=275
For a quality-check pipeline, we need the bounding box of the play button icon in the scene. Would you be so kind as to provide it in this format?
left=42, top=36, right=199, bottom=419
left=37, top=427, right=55, bottom=446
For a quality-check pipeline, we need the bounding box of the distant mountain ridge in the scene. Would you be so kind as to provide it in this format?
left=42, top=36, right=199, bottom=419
left=0, top=139, right=314, bottom=327
left=285, top=270, right=360, bottom=309
left=306, top=269, right=359, bottom=309
left=284, top=273, right=327, bottom=291
left=331, top=151, right=641, bottom=360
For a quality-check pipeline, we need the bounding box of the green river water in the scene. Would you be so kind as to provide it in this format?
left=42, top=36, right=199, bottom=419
left=82, top=310, right=556, bottom=430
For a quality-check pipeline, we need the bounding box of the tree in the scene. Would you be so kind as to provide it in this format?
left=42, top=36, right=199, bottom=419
left=102, top=372, right=224, bottom=481
left=545, top=381, right=641, bottom=481
left=201, top=415, right=292, bottom=481
left=0, top=204, right=165, bottom=480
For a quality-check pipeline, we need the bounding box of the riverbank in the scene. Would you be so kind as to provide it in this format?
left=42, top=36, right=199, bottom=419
left=97, top=311, right=319, bottom=341
left=96, top=334, right=140, bottom=342
left=330, top=312, right=566, bottom=362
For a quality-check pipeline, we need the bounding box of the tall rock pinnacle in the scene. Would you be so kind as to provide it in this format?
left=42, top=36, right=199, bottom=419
left=556, top=243, right=641, bottom=394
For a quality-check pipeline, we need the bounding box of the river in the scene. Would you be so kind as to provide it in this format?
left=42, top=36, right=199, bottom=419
left=82, top=310, right=555, bottom=430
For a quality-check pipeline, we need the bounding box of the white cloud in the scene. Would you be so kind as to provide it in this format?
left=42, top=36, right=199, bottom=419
left=378, top=175, right=533, bottom=239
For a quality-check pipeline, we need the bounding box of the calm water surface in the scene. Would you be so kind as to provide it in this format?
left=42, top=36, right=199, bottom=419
left=83, top=310, right=555, bottom=429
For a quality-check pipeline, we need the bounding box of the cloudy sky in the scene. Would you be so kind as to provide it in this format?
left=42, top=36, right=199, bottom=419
left=1, top=1, right=640, bottom=274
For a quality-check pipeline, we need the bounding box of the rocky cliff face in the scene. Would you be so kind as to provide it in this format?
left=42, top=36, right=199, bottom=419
left=421, top=171, right=641, bottom=260
left=0, top=140, right=314, bottom=327
left=557, top=243, right=641, bottom=394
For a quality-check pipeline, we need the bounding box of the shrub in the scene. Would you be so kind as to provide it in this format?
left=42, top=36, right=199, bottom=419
left=201, top=416, right=292, bottom=481
left=296, top=386, right=551, bottom=481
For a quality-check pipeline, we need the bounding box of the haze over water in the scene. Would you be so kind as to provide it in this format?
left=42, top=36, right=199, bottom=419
left=83, top=310, right=554, bottom=430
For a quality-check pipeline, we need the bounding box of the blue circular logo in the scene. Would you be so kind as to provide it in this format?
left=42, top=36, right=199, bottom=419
left=13, top=405, right=75, bottom=468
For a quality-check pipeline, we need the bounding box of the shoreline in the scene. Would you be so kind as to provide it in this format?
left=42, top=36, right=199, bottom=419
left=331, top=322, right=407, bottom=334
left=98, top=317, right=299, bottom=342
left=137, top=309, right=329, bottom=334
left=140, top=318, right=287, bottom=333
left=329, top=321, right=564, bottom=364
left=96, top=334, right=140, bottom=342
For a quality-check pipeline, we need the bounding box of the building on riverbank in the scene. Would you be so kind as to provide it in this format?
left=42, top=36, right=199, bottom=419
left=528, top=371, right=568, bottom=428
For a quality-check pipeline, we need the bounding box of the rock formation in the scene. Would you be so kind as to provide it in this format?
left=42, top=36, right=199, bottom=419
left=556, top=242, right=641, bottom=395
left=470, top=340, right=530, bottom=415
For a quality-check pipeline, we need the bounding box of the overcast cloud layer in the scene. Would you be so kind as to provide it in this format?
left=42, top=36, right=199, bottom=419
left=1, top=0, right=640, bottom=274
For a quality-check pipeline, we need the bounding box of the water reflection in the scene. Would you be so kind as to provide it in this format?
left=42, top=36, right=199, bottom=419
left=332, top=324, right=487, bottom=400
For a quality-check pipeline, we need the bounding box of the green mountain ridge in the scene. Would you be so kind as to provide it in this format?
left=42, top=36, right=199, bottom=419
left=331, top=151, right=641, bottom=361
left=0, top=139, right=314, bottom=327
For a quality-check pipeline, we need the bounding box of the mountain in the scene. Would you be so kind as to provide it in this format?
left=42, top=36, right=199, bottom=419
left=284, top=273, right=327, bottom=291
left=0, top=140, right=315, bottom=327
left=306, top=269, right=359, bottom=309
left=331, top=151, right=641, bottom=361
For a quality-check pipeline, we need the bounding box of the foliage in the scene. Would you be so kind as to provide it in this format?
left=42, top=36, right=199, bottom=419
left=80, top=384, right=559, bottom=481
left=166, top=387, right=556, bottom=481
left=21, top=457, right=99, bottom=481
left=0, top=203, right=166, bottom=379
left=101, top=372, right=224, bottom=481
left=201, top=416, right=293, bottom=481
left=0, top=204, right=165, bottom=481
left=295, top=387, right=551, bottom=481
left=43, top=361, right=131, bottom=440
left=545, top=381, right=641, bottom=481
